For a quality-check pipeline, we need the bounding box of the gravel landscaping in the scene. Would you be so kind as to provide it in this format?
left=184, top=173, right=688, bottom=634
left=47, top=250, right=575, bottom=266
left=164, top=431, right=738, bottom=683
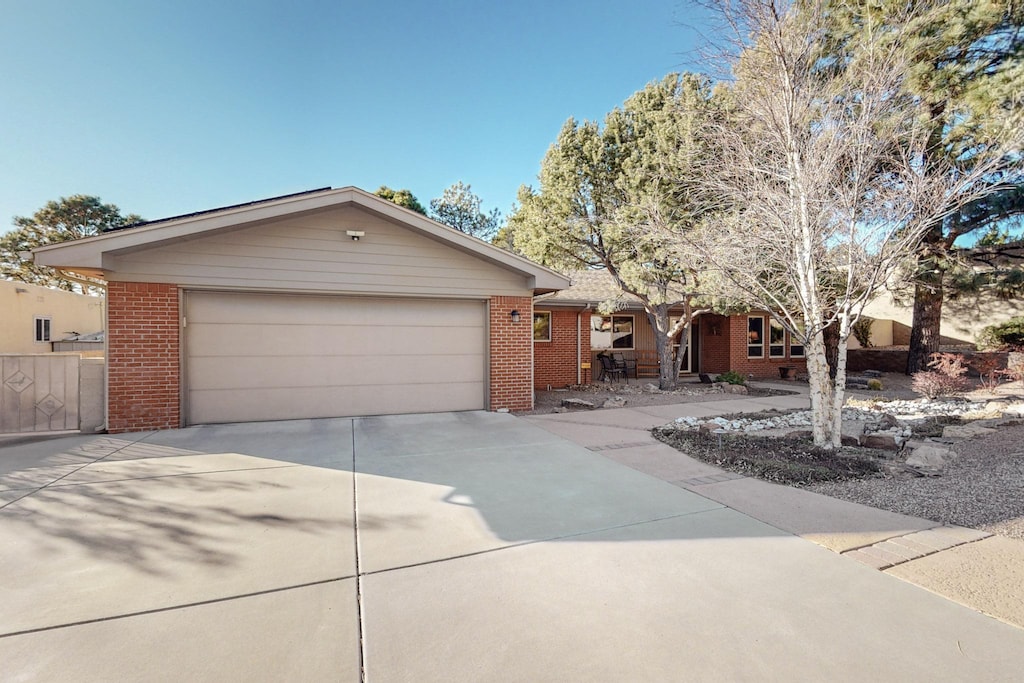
left=810, top=425, right=1024, bottom=540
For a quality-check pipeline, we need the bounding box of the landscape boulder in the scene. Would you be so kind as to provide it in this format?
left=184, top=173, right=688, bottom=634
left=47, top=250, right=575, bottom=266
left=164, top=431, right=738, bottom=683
left=904, top=443, right=954, bottom=476
left=602, top=397, right=627, bottom=409
left=860, top=433, right=900, bottom=451
left=561, top=398, right=597, bottom=410
left=942, top=424, right=998, bottom=439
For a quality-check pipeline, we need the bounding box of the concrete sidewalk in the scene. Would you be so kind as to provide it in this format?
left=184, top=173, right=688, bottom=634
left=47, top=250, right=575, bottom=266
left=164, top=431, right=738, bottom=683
left=524, top=382, right=1024, bottom=630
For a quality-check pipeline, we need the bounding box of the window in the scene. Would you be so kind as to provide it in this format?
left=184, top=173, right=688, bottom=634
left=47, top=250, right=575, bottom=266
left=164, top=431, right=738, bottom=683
left=533, top=311, right=551, bottom=342
left=790, top=333, right=805, bottom=358
left=769, top=319, right=786, bottom=358
left=591, top=314, right=634, bottom=350
left=34, top=316, right=51, bottom=342
left=747, top=316, right=764, bottom=358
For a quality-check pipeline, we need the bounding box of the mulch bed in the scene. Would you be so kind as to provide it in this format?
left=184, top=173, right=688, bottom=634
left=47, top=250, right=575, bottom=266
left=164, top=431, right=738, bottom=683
left=652, top=426, right=882, bottom=485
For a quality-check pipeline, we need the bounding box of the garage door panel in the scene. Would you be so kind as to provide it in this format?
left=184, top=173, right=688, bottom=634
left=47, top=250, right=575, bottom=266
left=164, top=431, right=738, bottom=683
left=189, top=293, right=483, bottom=327
left=185, top=292, right=487, bottom=424
left=189, top=383, right=485, bottom=424
left=187, top=354, right=486, bottom=391
left=187, top=324, right=484, bottom=357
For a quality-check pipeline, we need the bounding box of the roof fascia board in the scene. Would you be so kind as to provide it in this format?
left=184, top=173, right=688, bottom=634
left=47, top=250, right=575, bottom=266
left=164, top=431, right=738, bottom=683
left=33, top=185, right=569, bottom=291
left=33, top=189, right=354, bottom=269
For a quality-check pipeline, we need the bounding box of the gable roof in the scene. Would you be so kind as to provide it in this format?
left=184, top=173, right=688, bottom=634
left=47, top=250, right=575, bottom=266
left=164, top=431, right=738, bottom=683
left=536, top=269, right=689, bottom=309
left=33, top=186, right=569, bottom=293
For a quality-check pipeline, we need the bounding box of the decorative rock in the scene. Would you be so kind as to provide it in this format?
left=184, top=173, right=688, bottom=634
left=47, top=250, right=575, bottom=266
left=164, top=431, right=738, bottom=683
left=942, top=424, right=998, bottom=439
left=863, top=369, right=883, bottom=378
left=643, top=383, right=662, bottom=393
left=1001, top=403, right=1024, bottom=418
left=552, top=406, right=568, bottom=413
left=860, top=433, right=899, bottom=451
left=876, top=413, right=900, bottom=430
left=602, top=397, right=627, bottom=409
left=841, top=435, right=861, bottom=447
left=561, top=398, right=597, bottom=410
left=905, top=443, right=954, bottom=476
left=719, top=383, right=749, bottom=395
left=984, top=400, right=1010, bottom=413
left=700, top=422, right=721, bottom=432
left=785, top=430, right=812, bottom=440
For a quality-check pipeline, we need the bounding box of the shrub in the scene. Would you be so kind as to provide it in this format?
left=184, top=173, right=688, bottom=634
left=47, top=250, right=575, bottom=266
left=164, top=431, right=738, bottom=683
left=866, top=378, right=883, bottom=391
left=977, top=317, right=1024, bottom=351
left=852, top=317, right=873, bottom=348
left=912, top=352, right=969, bottom=398
left=970, top=354, right=1003, bottom=390
left=715, top=370, right=747, bottom=385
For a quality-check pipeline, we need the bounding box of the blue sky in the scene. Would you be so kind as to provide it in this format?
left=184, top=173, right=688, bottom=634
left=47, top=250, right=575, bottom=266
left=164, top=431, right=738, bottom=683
left=1, top=0, right=709, bottom=232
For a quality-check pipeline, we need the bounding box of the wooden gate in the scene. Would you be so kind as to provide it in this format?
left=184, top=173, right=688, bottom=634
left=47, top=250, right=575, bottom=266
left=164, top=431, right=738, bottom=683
left=1, top=354, right=80, bottom=434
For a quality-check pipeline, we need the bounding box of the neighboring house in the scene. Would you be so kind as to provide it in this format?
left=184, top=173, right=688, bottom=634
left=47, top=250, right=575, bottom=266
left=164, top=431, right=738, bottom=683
left=853, top=242, right=1024, bottom=350
left=532, top=270, right=808, bottom=389
left=0, top=279, right=104, bottom=353
left=851, top=292, right=1024, bottom=350
left=33, top=187, right=568, bottom=433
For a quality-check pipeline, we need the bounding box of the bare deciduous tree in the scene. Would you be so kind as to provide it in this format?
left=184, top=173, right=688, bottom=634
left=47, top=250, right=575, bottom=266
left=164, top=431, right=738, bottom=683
left=676, top=0, right=1023, bottom=448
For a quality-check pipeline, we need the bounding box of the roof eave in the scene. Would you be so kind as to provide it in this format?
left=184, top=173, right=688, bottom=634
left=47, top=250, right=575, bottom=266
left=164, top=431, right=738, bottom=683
left=31, top=186, right=570, bottom=293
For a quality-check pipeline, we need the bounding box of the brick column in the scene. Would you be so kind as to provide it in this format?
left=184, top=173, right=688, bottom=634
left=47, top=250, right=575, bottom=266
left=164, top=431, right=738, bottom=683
left=489, top=296, right=534, bottom=411
left=107, top=282, right=181, bottom=432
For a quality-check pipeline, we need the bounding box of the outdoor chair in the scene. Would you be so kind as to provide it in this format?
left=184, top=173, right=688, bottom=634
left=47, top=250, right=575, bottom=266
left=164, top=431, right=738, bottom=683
left=598, top=354, right=626, bottom=383
left=611, top=352, right=636, bottom=379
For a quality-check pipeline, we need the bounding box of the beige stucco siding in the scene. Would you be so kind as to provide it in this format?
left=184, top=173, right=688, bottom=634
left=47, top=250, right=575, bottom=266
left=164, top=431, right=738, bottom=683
left=0, top=280, right=104, bottom=353
left=861, top=291, right=1024, bottom=346
left=105, top=205, right=531, bottom=297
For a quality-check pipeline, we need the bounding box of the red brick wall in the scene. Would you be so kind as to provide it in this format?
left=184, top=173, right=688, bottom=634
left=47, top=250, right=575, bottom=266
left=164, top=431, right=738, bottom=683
left=723, top=313, right=808, bottom=379
left=107, top=282, right=181, bottom=432
left=699, top=314, right=732, bottom=374
left=489, top=296, right=534, bottom=411
left=533, top=308, right=591, bottom=388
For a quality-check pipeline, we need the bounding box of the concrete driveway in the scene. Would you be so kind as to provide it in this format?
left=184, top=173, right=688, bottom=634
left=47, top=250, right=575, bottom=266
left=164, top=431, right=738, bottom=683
left=2, top=412, right=1023, bottom=681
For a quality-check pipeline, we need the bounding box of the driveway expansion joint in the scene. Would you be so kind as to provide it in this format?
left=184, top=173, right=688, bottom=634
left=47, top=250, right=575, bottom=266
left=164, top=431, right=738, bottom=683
left=842, top=525, right=993, bottom=571
left=587, top=441, right=656, bottom=451
left=357, top=506, right=728, bottom=578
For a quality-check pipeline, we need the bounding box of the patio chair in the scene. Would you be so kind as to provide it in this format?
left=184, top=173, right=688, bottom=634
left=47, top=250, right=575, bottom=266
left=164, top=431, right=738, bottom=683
left=598, top=354, right=626, bottom=383
left=611, top=352, right=636, bottom=379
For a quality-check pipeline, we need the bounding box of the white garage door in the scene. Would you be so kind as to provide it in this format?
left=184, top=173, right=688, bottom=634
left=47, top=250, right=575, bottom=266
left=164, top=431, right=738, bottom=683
left=184, top=291, right=487, bottom=424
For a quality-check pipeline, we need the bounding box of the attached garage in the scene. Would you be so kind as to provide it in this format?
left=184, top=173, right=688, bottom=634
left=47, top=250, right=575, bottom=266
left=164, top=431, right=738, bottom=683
left=32, top=187, right=569, bottom=432
left=185, top=291, right=486, bottom=424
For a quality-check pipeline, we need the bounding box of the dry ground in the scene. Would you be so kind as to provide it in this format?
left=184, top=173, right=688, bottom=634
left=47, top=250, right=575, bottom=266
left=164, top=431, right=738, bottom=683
left=527, top=378, right=795, bottom=415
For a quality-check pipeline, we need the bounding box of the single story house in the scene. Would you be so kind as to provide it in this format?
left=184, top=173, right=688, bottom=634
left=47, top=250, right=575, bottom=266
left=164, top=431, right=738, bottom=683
left=33, top=187, right=568, bottom=432
left=532, top=270, right=808, bottom=388
left=0, top=279, right=104, bottom=354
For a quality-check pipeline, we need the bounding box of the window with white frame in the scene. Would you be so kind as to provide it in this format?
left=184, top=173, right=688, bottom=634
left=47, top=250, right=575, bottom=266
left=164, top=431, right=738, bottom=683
left=789, top=333, right=805, bottom=358
left=34, top=316, right=51, bottom=342
left=769, top=319, right=786, bottom=358
left=533, top=311, right=551, bottom=342
left=747, top=316, right=764, bottom=358
left=591, top=314, right=634, bottom=349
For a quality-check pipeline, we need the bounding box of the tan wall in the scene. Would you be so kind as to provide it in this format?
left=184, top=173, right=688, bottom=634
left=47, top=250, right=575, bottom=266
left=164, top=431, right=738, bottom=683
left=0, top=280, right=104, bottom=353
left=79, top=357, right=105, bottom=432
left=848, top=318, right=894, bottom=349
left=106, top=205, right=532, bottom=298
left=862, top=291, right=1024, bottom=347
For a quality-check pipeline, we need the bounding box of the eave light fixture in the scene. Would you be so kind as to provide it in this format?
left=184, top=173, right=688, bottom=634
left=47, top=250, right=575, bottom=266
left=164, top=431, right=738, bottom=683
left=346, top=230, right=365, bottom=241
left=510, top=309, right=521, bottom=323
